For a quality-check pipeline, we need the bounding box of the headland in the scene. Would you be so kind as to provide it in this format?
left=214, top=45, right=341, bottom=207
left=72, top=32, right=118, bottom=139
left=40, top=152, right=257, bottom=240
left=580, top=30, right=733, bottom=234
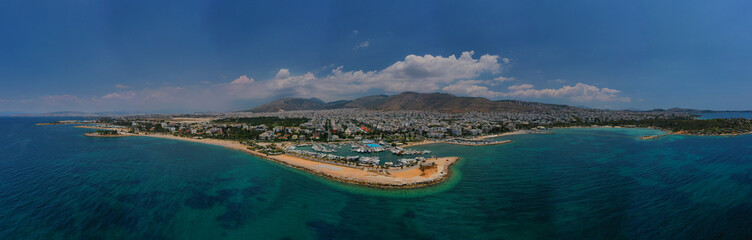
left=65, top=124, right=460, bottom=188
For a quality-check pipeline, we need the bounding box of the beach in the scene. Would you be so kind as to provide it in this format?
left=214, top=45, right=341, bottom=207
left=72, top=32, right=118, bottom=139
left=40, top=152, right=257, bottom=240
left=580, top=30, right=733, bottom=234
left=467, top=130, right=530, bottom=140
left=101, top=132, right=459, bottom=188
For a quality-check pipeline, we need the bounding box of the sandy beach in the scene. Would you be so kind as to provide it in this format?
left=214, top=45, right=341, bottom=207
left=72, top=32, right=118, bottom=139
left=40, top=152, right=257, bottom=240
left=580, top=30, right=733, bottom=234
left=97, top=132, right=459, bottom=188
left=467, top=130, right=530, bottom=140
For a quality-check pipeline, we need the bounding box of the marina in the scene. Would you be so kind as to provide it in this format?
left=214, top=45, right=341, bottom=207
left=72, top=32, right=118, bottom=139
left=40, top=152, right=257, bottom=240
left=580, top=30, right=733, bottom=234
left=290, top=140, right=435, bottom=168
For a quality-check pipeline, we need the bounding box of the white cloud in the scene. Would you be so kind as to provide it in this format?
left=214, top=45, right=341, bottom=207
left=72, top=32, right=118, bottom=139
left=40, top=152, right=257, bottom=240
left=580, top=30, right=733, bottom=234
left=230, top=75, right=254, bottom=85
left=115, top=84, right=131, bottom=89
left=243, top=51, right=504, bottom=99
left=493, top=76, right=515, bottom=83
left=443, top=81, right=630, bottom=102
left=1, top=51, right=632, bottom=112
left=502, top=83, right=631, bottom=102
left=507, top=84, right=534, bottom=91
left=442, top=80, right=500, bottom=98
left=354, top=41, right=370, bottom=49
left=275, top=69, right=291, bottom=79
left=101, top=91, right=136, bottom=100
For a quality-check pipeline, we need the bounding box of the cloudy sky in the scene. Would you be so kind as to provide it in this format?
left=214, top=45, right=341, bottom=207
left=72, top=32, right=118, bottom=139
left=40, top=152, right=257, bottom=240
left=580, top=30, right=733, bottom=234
left=2, top=0, right=751, bottom=113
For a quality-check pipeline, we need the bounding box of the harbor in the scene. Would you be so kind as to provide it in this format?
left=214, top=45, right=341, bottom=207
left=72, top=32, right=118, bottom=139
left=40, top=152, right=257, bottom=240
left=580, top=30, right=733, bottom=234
left=295, top=139, right=433, bottom=168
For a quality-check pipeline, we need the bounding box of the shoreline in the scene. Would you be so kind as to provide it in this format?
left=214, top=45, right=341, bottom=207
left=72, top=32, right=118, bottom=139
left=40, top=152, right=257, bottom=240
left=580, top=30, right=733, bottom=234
left=35, top=122, right=87, bottom=126
left=140, top=133, right=460, bottom=189
left=547, top=125, right=752, bottom=140
left=402, top=130, right=527, bottom=147
left=83, top=132, right=130, bottom=138
left=445, top=139, right=512, bottom=146
left=70, top=126, right=460, bottom=189
left=467, top=130, right=530, bottom=140
left=639, top=131, right=752, bottom=140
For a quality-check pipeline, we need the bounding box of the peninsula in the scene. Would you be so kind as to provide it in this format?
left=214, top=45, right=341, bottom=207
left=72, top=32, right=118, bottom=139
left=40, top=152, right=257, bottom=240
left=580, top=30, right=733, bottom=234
left=72, top=124, right=460, bottom=188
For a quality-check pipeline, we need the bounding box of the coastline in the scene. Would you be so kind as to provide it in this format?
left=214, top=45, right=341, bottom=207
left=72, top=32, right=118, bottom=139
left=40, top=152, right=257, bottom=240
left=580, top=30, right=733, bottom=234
left=444, top=139, right=512, bottom=146
left=140, top=133, right=460, bottom=188
left=53, top=122, right=749, bottom=187
left=75, top=125, right=124, bottom=130
left=468, top=130, right=530, bottom=140
left=35, top=122, right=86, bottom=126
left=83, top=132, right=130, bottom=138
left=69, top=126, right=460, bottom=189
left=402, top=130, right=527, bottom=147
left=639, top=131, right=752, bottom=140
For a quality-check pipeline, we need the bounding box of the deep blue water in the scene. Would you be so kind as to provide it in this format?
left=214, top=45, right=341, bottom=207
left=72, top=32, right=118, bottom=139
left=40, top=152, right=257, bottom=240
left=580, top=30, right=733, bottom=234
left=697, top=112, right=752, bottom=119
left=2, top=117, right=752, bottom=239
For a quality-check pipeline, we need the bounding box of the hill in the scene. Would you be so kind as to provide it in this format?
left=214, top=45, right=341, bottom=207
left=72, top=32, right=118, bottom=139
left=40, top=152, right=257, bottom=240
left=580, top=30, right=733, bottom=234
left=246, top=98, right=328, bottom=112
left=245, top=92, right=579, bottom=113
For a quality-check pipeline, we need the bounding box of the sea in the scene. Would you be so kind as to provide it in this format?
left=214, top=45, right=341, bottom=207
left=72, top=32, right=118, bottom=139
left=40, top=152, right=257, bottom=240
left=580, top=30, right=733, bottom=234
left=2, top=117, right=752, bottom=239
left=697, top=112, right=752, bottom=119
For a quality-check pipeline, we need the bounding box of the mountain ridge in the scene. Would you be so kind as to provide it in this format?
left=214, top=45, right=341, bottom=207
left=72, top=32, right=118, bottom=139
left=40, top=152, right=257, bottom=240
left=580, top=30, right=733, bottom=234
left=244, top=92, right=581, bottom=113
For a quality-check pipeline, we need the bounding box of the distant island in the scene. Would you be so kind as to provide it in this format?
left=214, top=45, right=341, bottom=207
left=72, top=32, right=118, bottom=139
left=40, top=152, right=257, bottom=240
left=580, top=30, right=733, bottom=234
left=37, top=92, right=752, bottom=188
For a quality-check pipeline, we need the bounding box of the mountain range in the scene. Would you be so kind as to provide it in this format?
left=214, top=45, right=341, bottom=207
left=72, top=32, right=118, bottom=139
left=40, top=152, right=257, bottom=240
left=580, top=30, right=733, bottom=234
left=244, top=92, right=581, bottom=113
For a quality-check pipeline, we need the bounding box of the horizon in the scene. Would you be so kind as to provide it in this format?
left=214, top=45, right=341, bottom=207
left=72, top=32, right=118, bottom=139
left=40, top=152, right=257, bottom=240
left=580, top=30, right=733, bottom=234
left=3, top=90, right=751, bottom=116
left=2, top=90, right=752, bottom=115
left=2, top=1, right=752, bottom=113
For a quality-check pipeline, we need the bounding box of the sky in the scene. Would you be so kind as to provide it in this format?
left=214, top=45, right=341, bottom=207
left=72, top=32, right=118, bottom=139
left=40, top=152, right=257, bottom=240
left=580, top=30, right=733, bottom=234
left=1, top=0, right=751, bottom=113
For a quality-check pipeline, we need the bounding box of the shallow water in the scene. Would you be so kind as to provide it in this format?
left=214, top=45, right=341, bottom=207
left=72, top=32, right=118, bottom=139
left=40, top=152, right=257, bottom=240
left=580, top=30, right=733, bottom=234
left=2, top=117, right=751, bottom=239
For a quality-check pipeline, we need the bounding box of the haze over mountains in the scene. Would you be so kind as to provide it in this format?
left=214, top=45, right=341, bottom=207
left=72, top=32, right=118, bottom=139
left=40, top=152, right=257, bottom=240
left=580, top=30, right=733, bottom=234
left=245, top=92, right=752, bottom=114
left=245, top=92, right=580, bottom=113
left=8, top=92, right=749, bottom=116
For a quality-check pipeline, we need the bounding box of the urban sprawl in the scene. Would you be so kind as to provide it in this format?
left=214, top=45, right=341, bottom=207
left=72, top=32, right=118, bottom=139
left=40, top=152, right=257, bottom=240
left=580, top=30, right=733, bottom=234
left=91, top=109, right=691, bottom=168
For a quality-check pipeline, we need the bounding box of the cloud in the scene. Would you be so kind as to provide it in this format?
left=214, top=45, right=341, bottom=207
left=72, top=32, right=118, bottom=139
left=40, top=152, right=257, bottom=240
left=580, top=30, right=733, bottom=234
left=101, top=91, right=136, bottom=100
left=507, top=84, right=534, bottom=91
left=0, top=51, right=631, bottom=112
left=502, top=83, right=631, bottom=102
left=353, top=41, right=369, bottom=49
left=275, top=69, right=291, bottom=79
left=230, top=75, right=254, bottom=85
left=115, top=84, right=131, bottom=89
left=442, top=80, right=500, bottom=98
left=229, top=51, right=505, bottom=99
left=443, top=81, right=630, bottom=102
left=493, top=76, right=515, bottom=83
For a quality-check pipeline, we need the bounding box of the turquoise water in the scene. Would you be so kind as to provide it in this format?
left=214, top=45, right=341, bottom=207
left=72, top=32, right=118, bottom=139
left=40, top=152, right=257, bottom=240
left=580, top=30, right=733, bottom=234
left=2, top=118, right=752, bottom=239
left=698, top=112, right=752, bottom=119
